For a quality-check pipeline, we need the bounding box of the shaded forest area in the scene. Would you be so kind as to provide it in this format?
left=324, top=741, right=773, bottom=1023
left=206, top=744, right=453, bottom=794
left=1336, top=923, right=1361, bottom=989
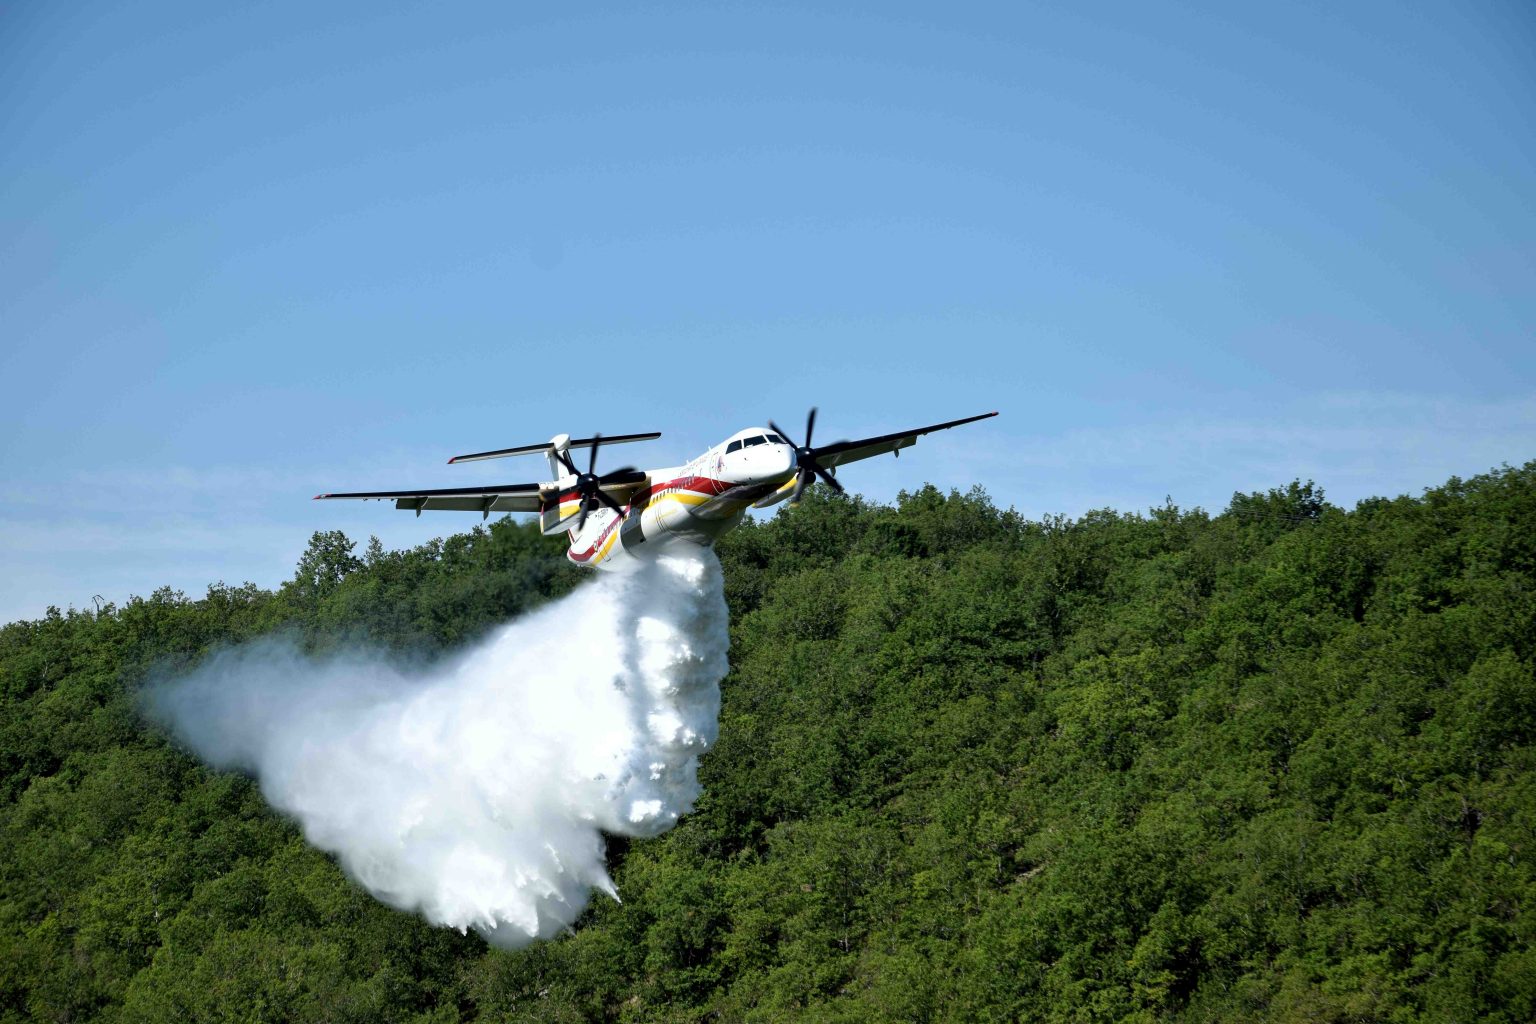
left=3, top=465, right=1534, bottom=1023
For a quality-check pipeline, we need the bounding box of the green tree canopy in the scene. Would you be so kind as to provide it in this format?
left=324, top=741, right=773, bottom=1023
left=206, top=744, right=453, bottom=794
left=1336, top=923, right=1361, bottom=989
left=3, top=465, right=1533, bottom=1022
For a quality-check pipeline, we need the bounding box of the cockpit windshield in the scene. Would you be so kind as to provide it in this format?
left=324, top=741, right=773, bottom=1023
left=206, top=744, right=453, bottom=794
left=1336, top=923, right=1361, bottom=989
left=726, top=433, right=784, bottom=453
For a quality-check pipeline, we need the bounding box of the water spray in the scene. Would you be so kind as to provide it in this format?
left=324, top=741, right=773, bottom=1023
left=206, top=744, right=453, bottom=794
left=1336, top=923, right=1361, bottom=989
left=148, top=551, right=727, bottom=947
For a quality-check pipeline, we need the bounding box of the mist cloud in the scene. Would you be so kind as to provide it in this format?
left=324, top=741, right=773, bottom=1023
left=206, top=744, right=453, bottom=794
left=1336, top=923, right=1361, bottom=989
left=147, top=552, right=728, bottom=947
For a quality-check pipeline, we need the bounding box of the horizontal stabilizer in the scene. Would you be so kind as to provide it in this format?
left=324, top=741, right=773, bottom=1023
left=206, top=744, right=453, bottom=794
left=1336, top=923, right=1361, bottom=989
left=448, top=432, right=661, bottom=464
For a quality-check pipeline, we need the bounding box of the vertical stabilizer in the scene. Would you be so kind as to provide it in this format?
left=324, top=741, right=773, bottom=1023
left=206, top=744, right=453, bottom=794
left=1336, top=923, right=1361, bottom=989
left=540, top=434, right=579, bottom=536
left=546, top=433, right=573, bottom=482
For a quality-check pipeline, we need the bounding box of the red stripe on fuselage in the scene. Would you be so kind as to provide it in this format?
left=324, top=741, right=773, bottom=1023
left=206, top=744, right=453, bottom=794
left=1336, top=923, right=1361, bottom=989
left=641, top=475, right=735, bottom=501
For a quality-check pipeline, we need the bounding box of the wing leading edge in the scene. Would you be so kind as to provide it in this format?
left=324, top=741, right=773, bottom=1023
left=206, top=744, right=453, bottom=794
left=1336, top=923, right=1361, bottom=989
left=811, top=411, right=998, bottom=469
left=314, top=482, right=544, bottom=518
left=317, top=461, right=650, bottom=517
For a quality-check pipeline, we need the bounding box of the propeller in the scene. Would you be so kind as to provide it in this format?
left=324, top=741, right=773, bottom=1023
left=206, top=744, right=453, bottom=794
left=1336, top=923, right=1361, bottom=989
left=768, top=407, right=845, bottom=505
left=554, top=434, right=637, bottom=531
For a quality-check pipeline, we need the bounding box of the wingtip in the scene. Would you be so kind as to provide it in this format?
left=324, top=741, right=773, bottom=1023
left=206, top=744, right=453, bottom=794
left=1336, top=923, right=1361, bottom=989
left=313, top=493, right=328, bottom=500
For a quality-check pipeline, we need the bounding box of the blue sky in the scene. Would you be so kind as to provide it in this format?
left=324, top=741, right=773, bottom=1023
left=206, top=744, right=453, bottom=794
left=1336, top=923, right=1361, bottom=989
left=2, top=0, right=1533, bottom=624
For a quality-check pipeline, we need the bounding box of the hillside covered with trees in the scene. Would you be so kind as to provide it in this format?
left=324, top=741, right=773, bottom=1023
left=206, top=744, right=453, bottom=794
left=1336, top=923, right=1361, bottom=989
left=2, top=465, right=1533, bottom=1022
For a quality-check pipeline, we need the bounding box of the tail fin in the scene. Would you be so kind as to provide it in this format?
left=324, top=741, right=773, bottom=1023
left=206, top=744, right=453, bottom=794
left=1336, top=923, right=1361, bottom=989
left=546, top=434, right=574, bottom=481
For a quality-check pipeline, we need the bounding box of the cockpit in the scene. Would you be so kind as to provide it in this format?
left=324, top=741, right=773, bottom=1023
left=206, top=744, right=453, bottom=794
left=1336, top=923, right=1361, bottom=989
left=724, top=432, right=787, bottom=454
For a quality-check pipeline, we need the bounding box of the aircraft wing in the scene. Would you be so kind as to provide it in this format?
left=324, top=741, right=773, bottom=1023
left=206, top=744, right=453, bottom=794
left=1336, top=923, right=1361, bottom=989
left=316, top=470, right=651, bottom=518
left=811, top=411, right=998, bottom=469
left=314, top=482, right=546, bottom=517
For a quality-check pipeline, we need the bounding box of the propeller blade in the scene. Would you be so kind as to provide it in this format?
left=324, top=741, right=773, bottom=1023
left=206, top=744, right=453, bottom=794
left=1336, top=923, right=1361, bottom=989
left=769, top=419, right=798, bottom=450
left=805, top=407, right=817, bottom=448
left=554, top=448, right=579, bottom=475
left=791, top=468, right=812, bottom=504
left=596, top=489, right=625, bottom=514
left=577, top=496, right=592, bottom=532
left=598, top=466, right=639, bottom=484
left=588, top=434, right=601, bottom=475
left=813, top=464, right=845, bottom=494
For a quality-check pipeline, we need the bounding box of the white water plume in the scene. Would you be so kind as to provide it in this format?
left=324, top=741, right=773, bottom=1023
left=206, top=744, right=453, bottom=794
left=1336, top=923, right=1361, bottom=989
left=147, top=551, right=728, bottom=947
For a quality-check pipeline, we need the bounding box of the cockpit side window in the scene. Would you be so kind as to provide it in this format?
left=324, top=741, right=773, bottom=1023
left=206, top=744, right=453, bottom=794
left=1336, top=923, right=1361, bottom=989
left=766, top=433, right=784, bottom=444
left=726, top=440, right=743, bottom=453
left=744, top=435, right=767, bottom=447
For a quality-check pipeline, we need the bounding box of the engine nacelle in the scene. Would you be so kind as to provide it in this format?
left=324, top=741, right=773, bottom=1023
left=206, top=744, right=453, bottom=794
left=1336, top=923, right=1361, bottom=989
left=538, top=486, right=583, bottom=536
left=752, top=476, right=797, bottom=509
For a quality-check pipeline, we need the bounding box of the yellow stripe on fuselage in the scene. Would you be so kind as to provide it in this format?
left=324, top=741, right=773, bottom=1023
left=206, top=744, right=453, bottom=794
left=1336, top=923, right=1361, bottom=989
left=589, top=526, right=621, bottom=564
left=649, top=491, right=712, bottom=509
left=578, top=482, right=756, bottom=566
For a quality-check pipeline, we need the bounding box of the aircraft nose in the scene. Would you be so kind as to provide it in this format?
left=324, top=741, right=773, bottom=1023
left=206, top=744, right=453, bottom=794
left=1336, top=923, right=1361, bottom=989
left=739, top=444, right=795, bottom=484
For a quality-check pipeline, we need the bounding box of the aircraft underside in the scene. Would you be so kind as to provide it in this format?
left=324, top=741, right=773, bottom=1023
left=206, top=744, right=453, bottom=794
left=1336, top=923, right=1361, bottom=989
left=566, top=475, right=783, bottom=569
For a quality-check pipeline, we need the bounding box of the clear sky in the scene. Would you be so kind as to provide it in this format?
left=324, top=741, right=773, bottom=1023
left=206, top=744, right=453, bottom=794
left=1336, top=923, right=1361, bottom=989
left=2, top=0, right=1533, bottom=624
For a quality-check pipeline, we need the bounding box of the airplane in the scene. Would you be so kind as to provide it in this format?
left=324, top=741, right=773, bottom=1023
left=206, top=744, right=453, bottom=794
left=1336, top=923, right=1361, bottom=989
left=316, top=409, right=998, bottom=570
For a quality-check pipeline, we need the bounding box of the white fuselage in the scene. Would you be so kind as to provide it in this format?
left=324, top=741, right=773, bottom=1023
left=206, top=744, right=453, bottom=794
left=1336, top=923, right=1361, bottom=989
left=561, top=428, right=797, bottom=569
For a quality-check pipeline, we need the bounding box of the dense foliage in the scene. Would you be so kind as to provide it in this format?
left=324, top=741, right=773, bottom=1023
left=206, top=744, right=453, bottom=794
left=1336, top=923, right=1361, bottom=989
left=3, top=465, right=1533, bottom=1022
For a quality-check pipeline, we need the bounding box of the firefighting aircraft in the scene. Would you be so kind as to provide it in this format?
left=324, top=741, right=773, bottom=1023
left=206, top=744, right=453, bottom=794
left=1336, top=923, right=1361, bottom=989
left=316, top=409, right=998, bottom=570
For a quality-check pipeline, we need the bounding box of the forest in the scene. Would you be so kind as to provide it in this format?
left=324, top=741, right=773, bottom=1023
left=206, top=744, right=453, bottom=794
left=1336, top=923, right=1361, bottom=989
left=2, top=464, right=1533, bottom=1022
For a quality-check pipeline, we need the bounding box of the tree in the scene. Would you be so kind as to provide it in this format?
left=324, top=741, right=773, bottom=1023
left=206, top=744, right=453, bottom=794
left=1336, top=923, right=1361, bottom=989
left=289, top=530, right=364, bottom=603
